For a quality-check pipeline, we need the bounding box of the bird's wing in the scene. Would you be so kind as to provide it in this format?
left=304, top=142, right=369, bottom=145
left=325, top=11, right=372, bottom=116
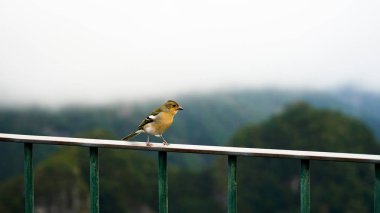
left=137, top=110, right=161, bottom=129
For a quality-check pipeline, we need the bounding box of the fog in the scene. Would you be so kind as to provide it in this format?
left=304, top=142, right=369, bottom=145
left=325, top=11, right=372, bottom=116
left=1, top=0, right=379, bottom=106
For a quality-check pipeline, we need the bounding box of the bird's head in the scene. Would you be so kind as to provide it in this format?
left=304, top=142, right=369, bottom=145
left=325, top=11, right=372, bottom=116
left=164, top=100, right=183, bottom=114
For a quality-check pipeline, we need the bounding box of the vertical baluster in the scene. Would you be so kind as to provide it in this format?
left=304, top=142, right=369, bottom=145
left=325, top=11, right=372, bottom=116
left=375, top=164, right=380, bottom=213
left=90, top=147, right=99, bottom=213
left=300, top=159, right=310, bottom=213
left=158, top=151, right=168, bottom=213
left=228, top=155, right=237, bottom=213
left=24, top=143, right=34, bottom=213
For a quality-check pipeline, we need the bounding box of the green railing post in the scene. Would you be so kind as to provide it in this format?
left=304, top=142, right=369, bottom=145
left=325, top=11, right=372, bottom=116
left=375, top=164, right=380, bottom=213
left=158, top=151, right=168, bottom=213
left=228, top=155, right=237, bottom=213
left=300, top=159, right=310, bottom=213
left=90, top=147, right=99, bottom=213
left=24, top=143, right=34, bottom=213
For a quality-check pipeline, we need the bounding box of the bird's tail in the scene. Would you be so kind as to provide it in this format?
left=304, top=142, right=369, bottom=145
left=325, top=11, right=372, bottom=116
left=122, top=131, right=140, bottom=141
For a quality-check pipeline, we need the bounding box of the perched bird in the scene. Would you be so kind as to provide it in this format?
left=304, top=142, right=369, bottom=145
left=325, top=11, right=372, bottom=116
left=122, top=100, right=183, bottom=146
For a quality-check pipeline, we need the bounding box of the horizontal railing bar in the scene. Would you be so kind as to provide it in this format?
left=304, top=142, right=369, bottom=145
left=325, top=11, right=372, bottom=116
left=1, top=133, right=380, bottom=163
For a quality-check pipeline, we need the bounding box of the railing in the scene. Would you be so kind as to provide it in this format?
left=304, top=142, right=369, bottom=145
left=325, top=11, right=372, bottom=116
left=1, top=133, right=380, bottom=213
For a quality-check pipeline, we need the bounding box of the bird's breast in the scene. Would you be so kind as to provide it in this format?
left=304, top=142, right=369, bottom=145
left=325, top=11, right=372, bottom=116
left=143, top=112, right=173, bottom=135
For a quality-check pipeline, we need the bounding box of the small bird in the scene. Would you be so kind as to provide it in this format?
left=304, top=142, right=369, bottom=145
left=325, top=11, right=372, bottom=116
left=122, top=100, right=183, bottom=146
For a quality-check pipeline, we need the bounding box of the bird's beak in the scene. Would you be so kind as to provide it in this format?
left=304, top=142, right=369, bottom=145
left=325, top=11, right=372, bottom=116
left=178, top=106, right=184, bottom=110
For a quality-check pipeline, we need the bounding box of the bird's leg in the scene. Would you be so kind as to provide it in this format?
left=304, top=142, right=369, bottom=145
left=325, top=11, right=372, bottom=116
left=160, top=135, right=169, bottom=146
left=146, top=135, right=152, bottom=147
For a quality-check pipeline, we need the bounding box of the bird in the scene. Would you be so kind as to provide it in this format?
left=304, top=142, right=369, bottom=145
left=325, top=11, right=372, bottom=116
left=122, top=100, right=183, bottom=146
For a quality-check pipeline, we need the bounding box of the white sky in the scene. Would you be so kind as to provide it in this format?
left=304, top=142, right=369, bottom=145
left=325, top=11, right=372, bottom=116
left=0, top=0, right=379, bottom=106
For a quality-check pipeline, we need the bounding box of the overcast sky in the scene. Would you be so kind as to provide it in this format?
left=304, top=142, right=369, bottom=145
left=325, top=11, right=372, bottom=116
left=1, top=0, right=379, bottom=106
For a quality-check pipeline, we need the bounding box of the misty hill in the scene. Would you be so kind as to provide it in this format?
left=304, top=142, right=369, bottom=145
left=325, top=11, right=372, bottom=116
left=0, top=87, right=380, bottom=180
left=214, top=102, right=380, bottom=212
left=1, top=102, right=378, bottom=212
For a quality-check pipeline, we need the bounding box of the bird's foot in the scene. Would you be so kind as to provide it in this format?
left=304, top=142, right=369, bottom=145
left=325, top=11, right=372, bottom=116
left=159, top=135, right=169, bottom=146
left=145, top=136, right=152, bottom=146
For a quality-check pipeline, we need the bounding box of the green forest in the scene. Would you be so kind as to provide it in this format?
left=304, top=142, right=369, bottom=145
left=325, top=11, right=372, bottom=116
left=0, top=89, right=380, bottom=212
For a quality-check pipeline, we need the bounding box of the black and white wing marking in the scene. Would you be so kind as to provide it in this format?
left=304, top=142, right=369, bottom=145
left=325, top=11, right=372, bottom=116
left=137, top=111, right=160, bottom=129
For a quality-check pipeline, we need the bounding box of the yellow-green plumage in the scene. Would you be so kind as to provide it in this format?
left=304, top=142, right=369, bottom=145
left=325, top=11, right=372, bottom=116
left=122, top=100, right=183, bottom=146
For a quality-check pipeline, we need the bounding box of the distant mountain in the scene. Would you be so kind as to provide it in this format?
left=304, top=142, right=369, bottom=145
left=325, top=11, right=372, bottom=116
left=0, top=87, right=379, bottom=180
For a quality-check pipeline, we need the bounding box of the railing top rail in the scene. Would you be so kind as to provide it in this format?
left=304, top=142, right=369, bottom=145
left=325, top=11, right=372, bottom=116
left=1, top=133, right=380, bottom=163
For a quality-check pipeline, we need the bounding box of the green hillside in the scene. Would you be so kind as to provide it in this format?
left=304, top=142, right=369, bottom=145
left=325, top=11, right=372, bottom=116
left=217, top=102, right=380, bottom=212
left=1, top=88, right=380, bottom=181
left=1, top=102, right=378, bottom=212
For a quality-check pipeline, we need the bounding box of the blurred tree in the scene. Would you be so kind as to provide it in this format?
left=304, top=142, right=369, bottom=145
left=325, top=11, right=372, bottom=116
left=0, top=176, right=23, bottom=213
left=214, top=102, right=379, bottom=212
left=169, top=168, right=223, bottom=213
left=35, top=147, right=89, bottom=213
left=77, top=129, right=158, bottom=213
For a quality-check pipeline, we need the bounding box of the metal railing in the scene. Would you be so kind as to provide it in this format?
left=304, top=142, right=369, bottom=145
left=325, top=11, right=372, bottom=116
left=1, top=132, right=380, bottom=213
